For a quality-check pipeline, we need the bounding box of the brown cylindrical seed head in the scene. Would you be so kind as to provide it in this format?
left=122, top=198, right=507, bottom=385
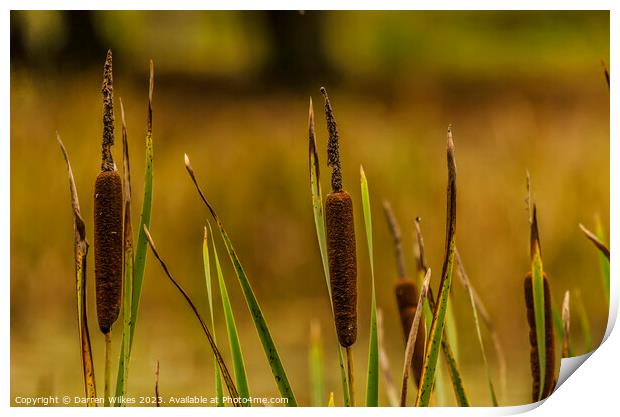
left=94, top=170, right=123, bottom=334
left=395, top=280, right=426, bottom=387
left=325, top=190, right=357, bottom=347
left=524, top=272, right=556, bottom=402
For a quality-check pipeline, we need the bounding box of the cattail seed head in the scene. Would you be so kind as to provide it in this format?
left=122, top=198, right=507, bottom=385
left=395, top=280, right=426, bottom=386
left=101, top=50, right=115, bottom=172
left=94, top=170, right=123, bottom=334
left=524, top=272, right=556, bottom=401
left=325, top=190, right=357, bottom=347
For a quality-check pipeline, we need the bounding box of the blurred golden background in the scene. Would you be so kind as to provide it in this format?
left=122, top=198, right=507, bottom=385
left=11, top=11, right=609, bottom=406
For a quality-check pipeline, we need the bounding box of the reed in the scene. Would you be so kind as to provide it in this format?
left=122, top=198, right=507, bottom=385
left=321, top=87, right=357, bottom=405
left=57, top=134, right=97, bottom=405
left=143, top=225, right=241, bottom=404
left=383, top=201, right=426, bottom=388
left=415, top=126, right=466, bottom=407
left=524, top=205, right=556, bottom=401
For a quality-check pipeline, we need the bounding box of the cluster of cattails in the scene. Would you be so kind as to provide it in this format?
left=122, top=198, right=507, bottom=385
left=383, top=202, right=426, bottom=387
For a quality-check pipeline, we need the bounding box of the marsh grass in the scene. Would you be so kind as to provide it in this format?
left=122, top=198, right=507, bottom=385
left=360, top=165, right=379, bottom=406
left=206, top=222, right=251, bottom=401
left=115, top=60, right=155, bottom=403
left=143, top=225, right=241, bottom=403
left=415, top=126, right=461, bottom=407
left=184, top=155, right=297, bottom=406
left=455, top=250, right=497, bottom=406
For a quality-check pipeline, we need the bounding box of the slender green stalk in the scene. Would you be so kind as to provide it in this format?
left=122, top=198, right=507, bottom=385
left=118, top=98, right=133, bottom=403
left=309, top=320, right=326, bottom=407
left=414, top=216, right=467, bottom=406
left=360, top=165, right=379, bottom=407
left=208, top=222, right=251, bottom=401
left=115, top=60, right=155, bottom=401
left=455, top=250, right=497, bottom=406
left=308, top=98, right=350, bottom=406
left=202, top=227, right=224, bottom=406
left=185, top=155, right=297, bottom=406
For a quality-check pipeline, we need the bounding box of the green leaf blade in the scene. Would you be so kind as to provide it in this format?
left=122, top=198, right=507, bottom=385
left=202, top=227, right=225, bottom=406
left=217, top=224, right=297, bottom=405
left=209, top=223, right=251, bottom=401
left=360, top=166, right=379, bottom=407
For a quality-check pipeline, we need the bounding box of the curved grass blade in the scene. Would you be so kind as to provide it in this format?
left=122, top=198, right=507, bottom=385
left=115, top=61, right=155, bottom=400
left=530, top=207, right=547, bottom=401
left=57, top=134, right=97, bottom=405
left=208, top=222, right=251, bottom=401
left=202, top=227, right=224, bottom=406
left=377, top=309, right=398, bottom=407
left=308, top=98, right=350, bottom=406
left=415, top=126, right=459, bottom=407
left=185, top=155, right=297, bottom=406
left=561, top=291, right=571, bottom=358
left=143, top=226, right=240, bottom=404
left=360, top=165, right=379, bottom=406
left=400, top=269, right=431, bottom=406
left=309, top=320, right=326, bottom=407
left=455, top=250, right=497, bottom=406
left=118, top=100, right=134, bottom=402
left=579, top=223, right=610, bottom=261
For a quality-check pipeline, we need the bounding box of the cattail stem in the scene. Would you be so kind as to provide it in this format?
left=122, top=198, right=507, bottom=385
left=346, top=346, right=355, bottom=406
left=104, top=331, right=112, bottom=407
